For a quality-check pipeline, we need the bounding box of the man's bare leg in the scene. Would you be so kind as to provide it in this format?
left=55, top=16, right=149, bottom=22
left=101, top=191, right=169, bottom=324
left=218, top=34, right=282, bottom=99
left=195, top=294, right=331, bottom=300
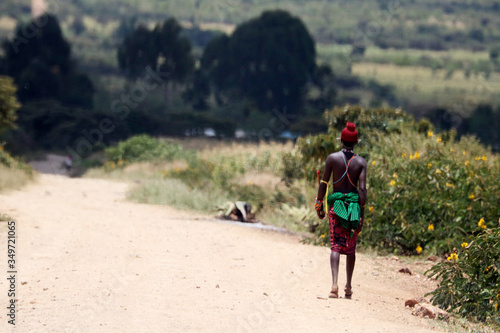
left=329, top=251, right=340, bottom=298
left=345, top=254, right=356, bottom=298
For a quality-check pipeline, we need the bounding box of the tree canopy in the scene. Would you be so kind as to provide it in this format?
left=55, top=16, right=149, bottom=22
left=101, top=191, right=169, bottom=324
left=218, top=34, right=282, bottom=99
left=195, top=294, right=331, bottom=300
left=201, top=10, right=317, bottom=115
left=117, top=18, right=195, bottom=83
left=2, top=14, right=94, bottom=109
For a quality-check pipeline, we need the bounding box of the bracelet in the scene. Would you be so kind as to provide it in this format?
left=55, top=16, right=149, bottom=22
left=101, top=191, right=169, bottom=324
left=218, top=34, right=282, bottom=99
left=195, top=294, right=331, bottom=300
left=315, top=197, right=324, bottom=211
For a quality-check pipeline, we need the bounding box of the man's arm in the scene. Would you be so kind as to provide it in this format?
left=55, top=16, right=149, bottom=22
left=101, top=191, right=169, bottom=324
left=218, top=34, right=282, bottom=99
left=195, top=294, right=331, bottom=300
left=356, top=160, right=367, bottom=232
left=316, top=155, right=333, bottom=219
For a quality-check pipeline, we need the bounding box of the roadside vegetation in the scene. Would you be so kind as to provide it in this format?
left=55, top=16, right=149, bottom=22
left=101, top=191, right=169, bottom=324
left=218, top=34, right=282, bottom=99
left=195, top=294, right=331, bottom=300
left=0, top=144, right=34, bottom=191
left=89, top=103, right=498, bottom=326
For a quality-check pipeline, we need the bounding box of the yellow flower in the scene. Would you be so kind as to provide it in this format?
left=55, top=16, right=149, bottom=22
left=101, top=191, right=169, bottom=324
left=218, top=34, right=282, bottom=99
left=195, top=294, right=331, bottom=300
left=428, top=224, right=434, bottom=231
left=482, top=155, right=487, bottom=162
left=416, top=245, right=423, bottom=254
left=478, top=218, right=486, bottom=229
left=402, top=153, right=407, bottom=158
left=486, top=266, right=492, bottom=273
left=393, top=172, right=398, bottom=178
left=436, top=137, right=442, bottom=143
left=427, top=163, right=432, bottom=169
left=372, top=160, right=377, bottom=166
left=445, top=182, right=455, bottom=188
left=414, top=152, right=420, bottom=159
left=409, top=154, right=414, bottom=160
left=498, top=217, right=500, bottom=225
left=447, top=253, right=458, bottom=261
left=469, top=194, right=475, bottom=200
left=390, top=180, right=396, bottom=187
left=435, top=169, right=442, bottom=174
left=475, top=156, right=481, bottom=161
left=463, top=150, right=466, bottom=156
left=461, top=242, right=468, bottom=248
left=369, top=206, right=374, bottom=213
left=427, top=131, right=433, bottom=137
left=465, top=160, right=469, bottom=166
left=162, top=170, right=169, bottom=177
left=450, top=148, right=454, bottom=152
left=320, top=233, right=326, bottom=239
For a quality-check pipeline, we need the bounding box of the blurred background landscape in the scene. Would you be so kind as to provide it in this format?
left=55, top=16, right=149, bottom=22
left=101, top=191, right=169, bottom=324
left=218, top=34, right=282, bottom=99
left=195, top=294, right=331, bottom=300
left=1, top=0, right=500, bottom=154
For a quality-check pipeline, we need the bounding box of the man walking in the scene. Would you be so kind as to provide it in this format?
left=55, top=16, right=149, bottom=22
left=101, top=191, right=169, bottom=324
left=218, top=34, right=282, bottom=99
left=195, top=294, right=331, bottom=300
left=315, top=122, right=367, bottom=299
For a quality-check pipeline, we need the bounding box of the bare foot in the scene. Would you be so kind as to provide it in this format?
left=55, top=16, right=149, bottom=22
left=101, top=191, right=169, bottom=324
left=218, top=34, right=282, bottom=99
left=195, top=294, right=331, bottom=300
left=329, top=286, right=339, bottom=298
left=344, top=286, right=352, bottom=299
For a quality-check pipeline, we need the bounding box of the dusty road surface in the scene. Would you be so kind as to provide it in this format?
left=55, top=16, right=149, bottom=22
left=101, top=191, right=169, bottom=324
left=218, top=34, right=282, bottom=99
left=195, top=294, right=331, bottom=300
left=0, top=174, right=448, bottom=332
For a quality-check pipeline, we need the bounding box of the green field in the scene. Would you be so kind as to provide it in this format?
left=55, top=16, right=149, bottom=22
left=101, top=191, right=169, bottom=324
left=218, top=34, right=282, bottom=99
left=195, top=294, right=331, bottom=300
left=352, top=62, right=500, bottom=107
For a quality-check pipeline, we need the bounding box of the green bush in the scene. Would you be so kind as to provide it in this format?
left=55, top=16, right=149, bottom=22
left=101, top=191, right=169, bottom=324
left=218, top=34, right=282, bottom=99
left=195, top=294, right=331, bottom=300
left=426, top=227, right=500, bottom=325
left=0, top=144, right=34, bottom=191
left=105, top=135, right=185, bottom=165
left=287, top=105, right=500, bottom=255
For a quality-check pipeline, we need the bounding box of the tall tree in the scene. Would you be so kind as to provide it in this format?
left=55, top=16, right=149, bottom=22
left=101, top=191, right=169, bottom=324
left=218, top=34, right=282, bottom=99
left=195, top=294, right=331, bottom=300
left=2, top=14, right=94, bottom=108
left=201, top=10, right=316, bottom=115
left=117, top=25, right=159, bottom=80
left=117, top=18, right=194, bottom=83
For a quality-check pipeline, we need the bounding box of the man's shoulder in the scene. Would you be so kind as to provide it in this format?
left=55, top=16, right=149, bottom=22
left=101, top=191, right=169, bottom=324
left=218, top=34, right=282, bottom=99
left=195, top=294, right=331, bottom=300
left=326, top=151, right=342, bottom=161
left=355, top=154, right=367, bottom=166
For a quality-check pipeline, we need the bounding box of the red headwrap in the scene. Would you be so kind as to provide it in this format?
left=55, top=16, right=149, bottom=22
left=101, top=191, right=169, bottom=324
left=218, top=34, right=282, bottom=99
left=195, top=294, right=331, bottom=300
left=341, top=122, right=358, bottom=142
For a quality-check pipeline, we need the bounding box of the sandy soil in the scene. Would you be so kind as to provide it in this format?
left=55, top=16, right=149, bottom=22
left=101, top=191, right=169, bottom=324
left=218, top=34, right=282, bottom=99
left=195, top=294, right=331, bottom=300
left=0, top=174, right=449, bottom=332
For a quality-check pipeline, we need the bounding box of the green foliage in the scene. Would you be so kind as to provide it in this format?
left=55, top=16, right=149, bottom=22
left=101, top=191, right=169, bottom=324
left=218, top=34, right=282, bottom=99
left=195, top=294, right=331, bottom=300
left=0, top=144, right=34, bottom=191
left=201, top=9, right=316, bottom=115
left=323, top=105, right=414, bottom=135
left=117, top=18, right=194, bottom=82
left=14, top=100, right=127, bottom=151
left=105, top=135, right=185, bottom=165
left=426, top=227, right=500, bottom=325
left=0, top=76, right=20, bottom=133
left=288, top=105, right=500, bottom=256
left=3, top=14, right=94, bottom=108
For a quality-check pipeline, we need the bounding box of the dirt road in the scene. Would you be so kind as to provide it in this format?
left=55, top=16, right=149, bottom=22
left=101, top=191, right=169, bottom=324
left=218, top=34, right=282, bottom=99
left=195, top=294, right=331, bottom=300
left=0, top=174, right=447, bottom=332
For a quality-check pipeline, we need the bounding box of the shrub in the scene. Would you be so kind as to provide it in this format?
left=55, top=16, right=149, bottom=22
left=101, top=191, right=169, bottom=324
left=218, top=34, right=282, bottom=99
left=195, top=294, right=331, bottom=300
left=426, top=227, right=500, bottom=325
left=287, top=105, right=500, bottom=255
left=105, top=135, right=185, bottom=165
left=0, top=144, right=34, bottom=191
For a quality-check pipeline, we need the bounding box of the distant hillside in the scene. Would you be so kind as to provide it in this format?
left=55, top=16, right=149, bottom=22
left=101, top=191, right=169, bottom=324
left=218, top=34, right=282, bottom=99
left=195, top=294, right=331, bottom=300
left=1, top=0, right=500, bottom=149
left=3, top=0, right=500, bottom=50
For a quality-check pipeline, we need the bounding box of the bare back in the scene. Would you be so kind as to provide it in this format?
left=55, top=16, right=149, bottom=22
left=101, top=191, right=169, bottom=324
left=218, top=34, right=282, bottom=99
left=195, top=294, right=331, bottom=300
left=324, top=151, right=367, bottom=194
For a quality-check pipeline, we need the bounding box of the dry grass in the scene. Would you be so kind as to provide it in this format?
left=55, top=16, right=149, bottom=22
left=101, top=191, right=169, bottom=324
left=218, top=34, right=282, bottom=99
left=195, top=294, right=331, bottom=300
left=127, top=178, right=229, bottom=212
left=0, top=164, right=34, bottom=192
left=238, top=172, right=283, bottom=189
left=364, top=47, right=490, bottom=64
